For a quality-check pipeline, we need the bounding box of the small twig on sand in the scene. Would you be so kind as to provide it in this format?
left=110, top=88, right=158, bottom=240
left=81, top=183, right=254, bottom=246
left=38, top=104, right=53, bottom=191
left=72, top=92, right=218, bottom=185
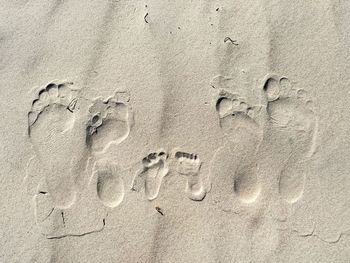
left=144, top=13, right=149, bottom=23
left=224, top=37, right=238, bottom=45
left=155, top=206, right=164, bottom=216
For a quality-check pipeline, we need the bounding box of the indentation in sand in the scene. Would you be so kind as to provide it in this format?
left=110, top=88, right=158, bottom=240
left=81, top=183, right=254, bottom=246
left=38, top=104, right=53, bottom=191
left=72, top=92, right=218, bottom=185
left=132, top=151, right=169, bottom=201
left=213, top=90, right=262, bottom=203
left=175, top=151, right=207, bottom=201
left=86, top=91, right=133, bottom=154
left=28, top=82, right=86, bottom=209
left=263, top=74, right=318, bottom=203
left=95, top=159, right=125, bottom=208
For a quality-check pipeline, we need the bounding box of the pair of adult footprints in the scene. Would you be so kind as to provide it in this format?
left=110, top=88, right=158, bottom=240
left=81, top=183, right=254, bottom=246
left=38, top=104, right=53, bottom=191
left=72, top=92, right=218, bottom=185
left=215, top=75, right=317, bottom=204
left=27, top=82, right=132, bottom=210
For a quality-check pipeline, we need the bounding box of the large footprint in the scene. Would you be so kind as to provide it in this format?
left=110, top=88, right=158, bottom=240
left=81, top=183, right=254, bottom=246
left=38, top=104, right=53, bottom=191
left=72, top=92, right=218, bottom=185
left=175, top=151, right=207, bottom=201
left=132, top=151, right=169, bottom=201
left=263, top=74, right=318, bottom=203
left=214, top=90, right=263, bottom=203
left=86, top=91, right=133, bottom=154
left=28, top=82, right=88, bottom=209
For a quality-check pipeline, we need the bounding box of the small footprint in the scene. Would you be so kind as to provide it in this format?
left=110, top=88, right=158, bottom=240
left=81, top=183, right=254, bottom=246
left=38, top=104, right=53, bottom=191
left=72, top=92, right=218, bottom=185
left=214, top=90, right=262, bottom=203
left=175, top=151, right=207, bottom=201
left=263, top=74, right=318, bottom=203
left=132, top=151, right=169, bottom=201
left=28, top=82, right=87, bottom=209
left=86, top=91, right=133, bottom=153
left=94, top=159, right=125, bottom=208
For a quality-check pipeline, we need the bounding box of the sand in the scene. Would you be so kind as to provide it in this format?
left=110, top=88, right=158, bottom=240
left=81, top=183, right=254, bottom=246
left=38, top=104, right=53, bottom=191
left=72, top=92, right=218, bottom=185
left=1, top=0, right=350, bottom=262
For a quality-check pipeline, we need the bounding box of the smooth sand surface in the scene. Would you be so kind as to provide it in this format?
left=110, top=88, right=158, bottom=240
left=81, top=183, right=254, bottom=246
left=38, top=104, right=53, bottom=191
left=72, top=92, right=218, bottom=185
left=1, top=0, right=350, bottom=262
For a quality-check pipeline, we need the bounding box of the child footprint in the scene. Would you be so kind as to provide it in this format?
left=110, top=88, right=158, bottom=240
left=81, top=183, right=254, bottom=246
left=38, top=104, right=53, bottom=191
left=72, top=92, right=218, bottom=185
left=214, top=90, right=263, bottom=203
left=28, top=82, right=88, bottom=209
left=86, top=91, right=133, bottom=153
left=263, top=74, right=318, bottom=203
left=132, top=151, right=169, bottom=201
left=94, top=159, right=125, bottom=208
left=175, top=152, right=207, bottom=201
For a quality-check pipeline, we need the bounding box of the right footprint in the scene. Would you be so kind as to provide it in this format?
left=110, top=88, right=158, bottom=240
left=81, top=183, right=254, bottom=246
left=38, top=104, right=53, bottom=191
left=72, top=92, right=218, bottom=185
left=263, top=74, right=318, bottom=203
left=175, top=152, right=207, bottom=201
left=94, top=159, right=125, bottom=208
left=86, top=91, right=133, bottom=153
left=132, top=151, right=169, bottom=201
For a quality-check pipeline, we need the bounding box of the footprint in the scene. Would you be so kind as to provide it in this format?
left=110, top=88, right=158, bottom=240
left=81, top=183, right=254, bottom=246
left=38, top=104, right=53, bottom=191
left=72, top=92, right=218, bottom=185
left=216, top=90, right=263, bottom=143
left=263, top=75, right=318, bottom=203
left=94, top=159, right=125, bottom=208
left=86, top=91, right=133, bottom=153
left=132, top=151, right=169, bottom=201
left=214, top=90, right=262, bottom=203
left=28, top=82, right=87, bottom=209
left=175, top=151, right=207, bottom=201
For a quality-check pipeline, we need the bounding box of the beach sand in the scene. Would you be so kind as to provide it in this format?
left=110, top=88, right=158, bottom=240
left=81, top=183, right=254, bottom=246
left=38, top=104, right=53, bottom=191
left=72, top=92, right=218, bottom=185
left=0, top=0, right=350, bottom=262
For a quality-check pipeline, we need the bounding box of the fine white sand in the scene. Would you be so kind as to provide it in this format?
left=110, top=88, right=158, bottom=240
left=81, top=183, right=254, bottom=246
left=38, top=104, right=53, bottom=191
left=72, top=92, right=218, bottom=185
left=1, top=0, right=350, bottom=262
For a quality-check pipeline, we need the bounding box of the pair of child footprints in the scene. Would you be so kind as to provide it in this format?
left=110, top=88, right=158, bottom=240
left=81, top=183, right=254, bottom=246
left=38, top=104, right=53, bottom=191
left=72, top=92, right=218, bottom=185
left=27, top=81, right=132, bottom=213
left=132, top=151, right=206, bottom=201
left=215, top=74, right=317, bottom=204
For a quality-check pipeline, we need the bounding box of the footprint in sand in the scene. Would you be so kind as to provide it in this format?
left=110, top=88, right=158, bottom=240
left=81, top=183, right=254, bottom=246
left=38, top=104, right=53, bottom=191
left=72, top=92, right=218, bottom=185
left=175, top=151, right=207, bottom=201
left=86, top=91, right=133, bottom=154
left=263, top=74, right=318, bottom=203
left=214, top=90, right=263, bottom=203
left=132, top=151, right=169, bottom=201
left=28, top=82, right=88, bottom=209
left=94, top=159, right=125, bottom=208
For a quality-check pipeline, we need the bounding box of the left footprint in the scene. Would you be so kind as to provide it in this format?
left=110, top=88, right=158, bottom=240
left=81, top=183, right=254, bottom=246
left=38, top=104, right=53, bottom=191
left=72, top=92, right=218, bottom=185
left=28, top=82, right=88, bottom=209
left=214, top=90, right=262, bottom=203
left=132, top=151, right=169, bottom=201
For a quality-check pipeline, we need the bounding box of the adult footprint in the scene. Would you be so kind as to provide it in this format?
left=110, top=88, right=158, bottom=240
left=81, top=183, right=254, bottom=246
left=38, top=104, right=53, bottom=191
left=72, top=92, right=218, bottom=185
left=95, top=159, right=125, bottom=208
left=216, top=90, right=263, bottom=143
left=132, top=151, right=169, bottom=201
left=28, top=82, right=87, bottom=209
left=175, top=152, right=207, bottom=201
left=86, top=92, right=133, bottom=153
left=215, top=90, right=262, bottom=203
left=263, top=75, right=318, bottom=203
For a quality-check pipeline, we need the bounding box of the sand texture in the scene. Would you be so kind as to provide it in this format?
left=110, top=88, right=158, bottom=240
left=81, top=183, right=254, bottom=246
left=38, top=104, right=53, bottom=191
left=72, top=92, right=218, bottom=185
left=1, top=0, right=350, bottom=262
